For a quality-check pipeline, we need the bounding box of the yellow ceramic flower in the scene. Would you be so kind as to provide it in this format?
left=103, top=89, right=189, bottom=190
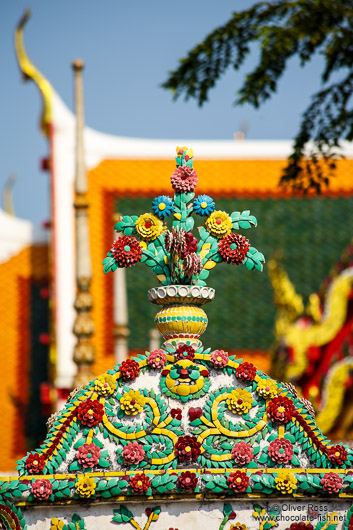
left=135, top=213, right=165, bottom=241
left=230, top=525, right=248, bottom=530
left=256, top=378, right=278, bottom=399
left=205, top=211, right=232, bottom=239
left=227, top=388, right=253, bottom=415
left=51, top=519, right=65, bottom=530
left=94, top=373, right=116, bottom=396
left=120, top=390, right=145, bottom=415
left=275, top=470, right=297, bottom=494
left=75, top=476, right=96, bottom=498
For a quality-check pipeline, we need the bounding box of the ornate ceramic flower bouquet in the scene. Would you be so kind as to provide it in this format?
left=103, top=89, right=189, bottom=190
left=103, top=146, right=265, bottom=286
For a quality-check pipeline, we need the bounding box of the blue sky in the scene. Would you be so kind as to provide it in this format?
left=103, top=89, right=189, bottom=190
left=2, top=1, right=326, bottom=224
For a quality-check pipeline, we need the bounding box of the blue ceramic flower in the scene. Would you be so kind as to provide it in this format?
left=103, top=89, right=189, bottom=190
left=151, top=195, right=174, bottom=219
left=193, top=195, right=215, bottom=216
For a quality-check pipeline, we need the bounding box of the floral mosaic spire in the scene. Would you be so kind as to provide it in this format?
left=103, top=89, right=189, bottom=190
left=102, top=147, right=265, bottom=285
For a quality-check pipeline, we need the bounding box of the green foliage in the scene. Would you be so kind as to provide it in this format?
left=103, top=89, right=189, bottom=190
left=162, top=1, right=353, bottom=192
left=112, top=505, right=134, bottom=524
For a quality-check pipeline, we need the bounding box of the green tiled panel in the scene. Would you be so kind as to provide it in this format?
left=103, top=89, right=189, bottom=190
left=116, top=196, right=353, bottom=352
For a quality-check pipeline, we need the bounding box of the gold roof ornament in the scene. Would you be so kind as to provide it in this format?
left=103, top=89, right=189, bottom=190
left=14, top=9, right=53, bottom=137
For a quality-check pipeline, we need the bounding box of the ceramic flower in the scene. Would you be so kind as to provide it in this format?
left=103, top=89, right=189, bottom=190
left=218, top=233, right=250, bottom=264
left=177, top=471, right=198, bottom=491
left=205, top=211, right=232, bottom=239
left=188, top=407, right=202, bottom=421
left=193, top=195, right=215, bottom=216
left=77, top=399, right=104, bottom=427
left=183, top=252, right=202, bottom=277
left=171, top=166, right=198, bottom=193
left=25, top=453, right=46, bottom=474
left=151, top=195, right=174, bottom=219
left=275, top=470, right=297, bottom=494
left=75, top=476, right=96, bottom=498
left=171, top=408, right=182, bottom=420
left=256, top=378, right=278, bottom=399
left=180, top=232, right=198, bottom=258
left=120, top=359, right=140, bottom=381
left=267, top=396, right=295, bottom=424
left=235, top=362, right=257, bottom=382
left=231, top=442, right=253, bottom=465
left=230, top=525, right=248, bottom=530
left=77, top=443, right=101, bottom=468
left=129, top=473, right=151, bottom=494
left=210, top=350, right=229, bottom=369
left=120, top=390, right=145, bottom=415
left=175, top=435, right=201, bottom=462
left=227, top=470, right=249, bottom=492
left=135, top=213, right=165, bottom=241
left=227, top=388, right=253, bottom=415
left=31, top=479, right=53, bottom=500
left=175, top=344, right=195, bottom=361
left=321, top=472, right=343, bottom=493
left=94, top=373, right=116, bottom=396
left=122, top=442, right=145, bottom=465
left=176, top=145, right=193, bottom=164
left=327, top=445, right=348, bottom=465
left=147, top=349, right=167, bottom=369
left=109, top=235, right=143, bottom=267
left=268, top=438, right=294, bottom=464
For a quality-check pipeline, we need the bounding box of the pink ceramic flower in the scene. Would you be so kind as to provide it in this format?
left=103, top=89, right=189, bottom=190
left=268, top=438, right=293, bottom=464
left=210, top=350, right=229, bottom=369
left=171, top=166, right=198, bottom=193
left=122, top=442, right=145, bottom=465
left=147, top=350, right=167, bottom=369
left=31, top=479, right=53, bottom=500
left=321, top=472, right=343, bottom=494
left=231, top=442, right=253, bottom=465
left=77, top=443, right=101, bottom=468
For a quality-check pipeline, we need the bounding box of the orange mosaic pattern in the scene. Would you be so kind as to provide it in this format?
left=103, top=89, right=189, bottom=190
left=0, top=245, right=48, bottom=471
left=87, top=157, right=353, bottom=377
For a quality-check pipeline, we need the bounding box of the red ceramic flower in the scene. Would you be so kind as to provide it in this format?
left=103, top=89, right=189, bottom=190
left=177, top=471, right=198, bottom=491
left=218, top=234, right=250, bottom=265
left=171, top=408, right=182, bottom=420
left=286, top=524, right=314, bottom=530
left=120, top=359, right=140, bottom=381
left=175, top=344, right=195, bottom=361
left=231, top=442, right=254, bottom=465
left=180, top=232, right=198, bottom=259
left=31, top=479, right=53, bottom=500
left=129, top=473, right=151, bottom=494
left=267, top=396, right=295, bottom=424
left=327, top=445, right=348, bottom=465
left=227, top=470, right=249, bottom=492
left=175, top=436, right=201, bottom=462
left=109, top=236, right=143, bottom=268
left=122, top=442, right=145, bottom=465
left=25, top=453, right=46, bottom=474
left=268, top=438, right=294, bottom=464
left=236, top=362, right=257, bottom=382
left=77, top=442, right=101, bottom=468
left=189, top=407, right=202, bottom=421
left=321, top=472, right=343, bottom=493
left=171, top=166, right=198, bottom=193
left=147, top=349, right=167, bottom=369
left=77, top=399, right=104, bottom=427
left=210, top=350, right=229, bottom=369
